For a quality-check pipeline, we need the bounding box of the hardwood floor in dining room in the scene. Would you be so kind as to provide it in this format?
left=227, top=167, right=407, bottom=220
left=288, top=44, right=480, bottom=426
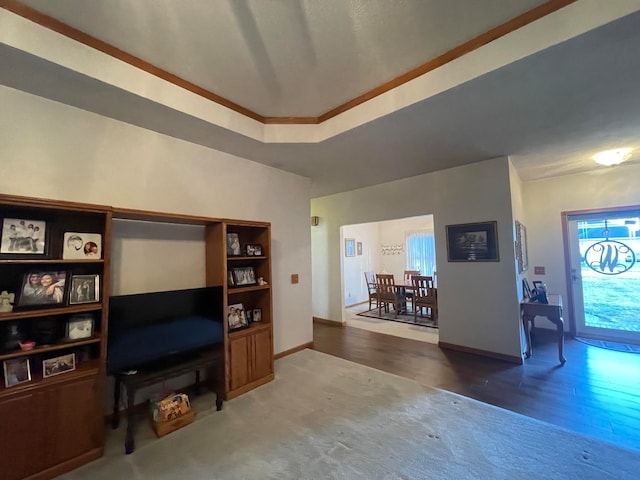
left=313, top=321, right=640, bottom=451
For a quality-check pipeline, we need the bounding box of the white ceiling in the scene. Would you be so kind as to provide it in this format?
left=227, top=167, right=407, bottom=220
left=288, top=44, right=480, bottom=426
left=2, top=0, right=640, bottom=197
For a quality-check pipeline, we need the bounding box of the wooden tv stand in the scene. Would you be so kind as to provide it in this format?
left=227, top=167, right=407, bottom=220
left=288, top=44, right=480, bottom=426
left=111, top=348, right=224, bottom=454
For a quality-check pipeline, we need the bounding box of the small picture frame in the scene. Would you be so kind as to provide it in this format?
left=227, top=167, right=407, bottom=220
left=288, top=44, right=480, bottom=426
left=226, top=233, right=241, bottom=256
left=17, top=271, right=67, bottom=307
left=62, top=232, right=102, bottom=259
left=65, top=314, right=95, bottom=340
left=231, top=267, right=257, bottom=286
left=345, top=238, right=356, bottom=257
left=69, top=274, right=100, bottom=304
left=523, top=279, right=532, bottom=300
left=245, top=244, right=263, bottom=256
left=357, top=242, right=363, bottom=256
left=252, top=308, right=262, bottom=322
left=43, top=353, right=76, bottom=378
left=445, top=221, right=499, bottom=262
left=0, top=218, right=47, bottom=255
left=227, top=303, right=249, bottom=330
left=227, top=270, right=235, bottom=286
left=3, top=357, right=31, bottom=388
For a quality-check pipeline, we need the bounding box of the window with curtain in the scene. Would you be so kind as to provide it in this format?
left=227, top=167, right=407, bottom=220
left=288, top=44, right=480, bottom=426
left=406, top=231, right=436, bottom=276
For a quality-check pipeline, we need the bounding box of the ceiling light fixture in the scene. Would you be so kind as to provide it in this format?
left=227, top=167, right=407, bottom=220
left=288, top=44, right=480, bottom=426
left=592, top=148, right=632, bottom=166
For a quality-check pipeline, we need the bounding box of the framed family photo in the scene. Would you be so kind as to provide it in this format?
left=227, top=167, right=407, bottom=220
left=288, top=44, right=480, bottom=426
left=231, top=267, right=256, bottom=286
left=62, top=232, right=102, bottom=259
left=65, top=314, right=95, bottom=340
left=245, top=244, right=262, bottom=256
left=0, top=218, right=47, bottom=255
left=227, top=303, right=249, bottom=331
left=3, top=357, right=31, bottom=388
left=446, top=221, right=499, bottom=262
left=226, top=233, right=241, bottom=256
left=17, top=271, right=67, bottom=307
left=43, top=353, right=76, bottom=378
left=69, top=274, right=100, bottom=304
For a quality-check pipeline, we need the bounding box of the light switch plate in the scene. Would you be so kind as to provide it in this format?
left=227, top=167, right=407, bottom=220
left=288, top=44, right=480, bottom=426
left=534, top=266, right=545, bottom=275
left=291, top=274, right=299, bottom=284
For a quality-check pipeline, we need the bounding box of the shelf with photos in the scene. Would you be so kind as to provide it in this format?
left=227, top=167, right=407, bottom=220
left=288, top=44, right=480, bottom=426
left=0, top=335, right=101, bottom=361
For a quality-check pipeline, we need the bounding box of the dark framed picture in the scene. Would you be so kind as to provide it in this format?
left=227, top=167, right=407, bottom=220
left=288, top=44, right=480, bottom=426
left=345, top=238, right=355, bottom=257
left=226, top=233, right=241, bottom=256
left=42, top=353, right=76, bottom=378
left=231, top=266, right=257, bottom=286
left=227, top=270, right=235, bottom=286
left=446, top=221, right=499, bottom=262
left=0, top=218, right=47, bottom=255
left=227, top=303, right=249, bottom=330
left=245, top=244, right=263, bottom=256
left=357, top=242, right=363, bottom=256
left=515, top=220, right=528, bottom=273
left=65, top=314, right=95, bottom=340
left=17, top=271, right=67, bottom=307
left=62, top=232, right=102, bottom=259
left=523, top=279, right=532, bottom=299
left=252, top=308, right=262, bottom=322
left=3, top=357, right=31, bottom=388
left=69, top=274, right=100, bottom=304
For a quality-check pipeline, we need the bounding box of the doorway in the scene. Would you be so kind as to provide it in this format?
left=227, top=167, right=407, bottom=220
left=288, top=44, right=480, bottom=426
left=565, top=207, right=640, bottom=345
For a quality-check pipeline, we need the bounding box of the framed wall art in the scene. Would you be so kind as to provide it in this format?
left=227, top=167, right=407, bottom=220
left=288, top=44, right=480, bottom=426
left=345, top=238, right=355, bottom=257
left=446, top=221, right=499, bottom=262
left=515, top=220, right=528, bottom=273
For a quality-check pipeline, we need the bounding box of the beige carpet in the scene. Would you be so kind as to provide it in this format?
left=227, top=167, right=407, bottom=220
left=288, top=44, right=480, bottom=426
left=59, top=349, right=640, bottom=479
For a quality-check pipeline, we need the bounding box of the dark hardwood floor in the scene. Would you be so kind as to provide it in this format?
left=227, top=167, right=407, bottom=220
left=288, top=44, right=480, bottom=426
left=313, top=321, right=640, bottom=451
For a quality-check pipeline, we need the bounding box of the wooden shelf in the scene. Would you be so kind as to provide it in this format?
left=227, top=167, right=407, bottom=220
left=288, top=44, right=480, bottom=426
left=227, top=256, right=267, bottom=261
left=228, top=321, right=271, bottom=339
left=0, top=259, right=104, bottom=265
left=0, top=336, right=101, bottom=361
left=0, top=303, right=102, bottom=322
left=227, top=284, right=270, bottom=294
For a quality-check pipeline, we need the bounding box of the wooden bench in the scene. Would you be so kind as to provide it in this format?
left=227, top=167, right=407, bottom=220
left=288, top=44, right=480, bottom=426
left=111, top=347, right=224, bottom=454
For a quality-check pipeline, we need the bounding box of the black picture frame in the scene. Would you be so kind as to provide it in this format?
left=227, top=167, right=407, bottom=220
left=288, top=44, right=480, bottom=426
left=446, top=221, right=499, bottom=262
left=231, top=267, right=257, bottom=286
left=245, top=244, right=263, bottom=256
left=68, top=274, right=100, bottom=304
left=17, top=271, right=67, bottom=307
left=0, top=218, right=47, bottom=256
left=523, top=279, right=532, bottom=299
left=227, top=303, right=249, bottom=330
left=252, top=308, right=262, bottom=322
left=515, top=220, right=528, bottom=273
left=226, top=233, right=241, bottom=256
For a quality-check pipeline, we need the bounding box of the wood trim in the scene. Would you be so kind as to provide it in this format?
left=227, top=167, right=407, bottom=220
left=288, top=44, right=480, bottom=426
left=225, top=373, right=274, bottom=400
left=112, top=207, right=221, bottom=225
left=438, top=341, right=523, bottom=365
left=24, top=448, right=103, bottom=480
left=1, top=0, right=577, bottom=125
left=0, top=0, right=265, bottom=123
left=274, top=342, right=313, bottom=360
left=313, top=316, right=345, bottom=326
left=318, top=0, right=577, bottom=123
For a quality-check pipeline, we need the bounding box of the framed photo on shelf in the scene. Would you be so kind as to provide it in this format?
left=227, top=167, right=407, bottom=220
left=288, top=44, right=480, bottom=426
left=226, top=233, right=241, bottom=256
left=231, top=266, right=257, bottom=286
left=65, top=314, right=95, bottom=340
left=3, top=357, right=31, bottom=388
left=345, top=238, right=355, bottom=257
left=42, top=353, right=76, bottom=379
left=445, top=221, right=499, bottom=262
left=62, top=232, right=102, bottom=259
left=0, top=218, right=47, bottom=255
left=17, top=271, right=67, bottom=307
left=245, top=244, right=263, bottom=256
left=252, top=308, right=262, bottom=322
left=69, top=274, right=100, bottom=304
left=227, top=270, right=235, bottom=286
left=227, top=303, right=249, bottom=331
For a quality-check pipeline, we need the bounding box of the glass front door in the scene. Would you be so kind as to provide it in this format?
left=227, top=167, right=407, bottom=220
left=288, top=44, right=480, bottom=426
left=567, top=210, right=640, bottom=344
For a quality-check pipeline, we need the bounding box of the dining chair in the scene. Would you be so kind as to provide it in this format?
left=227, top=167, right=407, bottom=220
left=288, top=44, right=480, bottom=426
left=375, top=273, right=404, bottom=317
left=364, top=271, right=378, bottom=310
left=403, top=270, right=420, bottom=307
left=411, top=275, right=437, bottom=324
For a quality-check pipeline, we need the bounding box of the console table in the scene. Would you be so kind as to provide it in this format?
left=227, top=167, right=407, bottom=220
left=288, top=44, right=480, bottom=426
left=521, top=294, right=566, bottom=365
left=112, top=348, right=224, bottom=454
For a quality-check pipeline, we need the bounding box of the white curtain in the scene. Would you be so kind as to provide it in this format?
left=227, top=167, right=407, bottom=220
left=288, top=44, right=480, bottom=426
left=406, top=231, right=436, bottom=276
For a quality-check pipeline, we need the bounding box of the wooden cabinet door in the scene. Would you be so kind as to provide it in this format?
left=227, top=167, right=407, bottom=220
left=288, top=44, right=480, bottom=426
left=0, top=391, right=47, bottom=480
left=229, top=336, right=250, bottom=392
left=42, top=376, right=103, bottom=467
left=252, top=328, right=273, bottom=382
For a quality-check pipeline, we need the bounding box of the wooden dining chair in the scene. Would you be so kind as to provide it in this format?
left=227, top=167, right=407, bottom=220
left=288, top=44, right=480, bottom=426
left=375, top=273, right=404, bottom=317
left=411, top=275, right=437, bottom=324
left=364, top=271, right=378, bottom=310
left=403, top=270, right=420, bottom=307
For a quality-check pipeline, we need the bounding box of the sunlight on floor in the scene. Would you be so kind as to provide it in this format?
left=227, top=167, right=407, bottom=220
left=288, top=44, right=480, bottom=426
left=345, top=303, right=439, bottom=344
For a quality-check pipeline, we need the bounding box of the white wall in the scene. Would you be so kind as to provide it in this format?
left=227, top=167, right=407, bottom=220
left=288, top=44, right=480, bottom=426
left=522, top=162, right=640, bottom=331
left=312, top=157, right=523, bottom=359
left=0, top=85, right=313, bottom=355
